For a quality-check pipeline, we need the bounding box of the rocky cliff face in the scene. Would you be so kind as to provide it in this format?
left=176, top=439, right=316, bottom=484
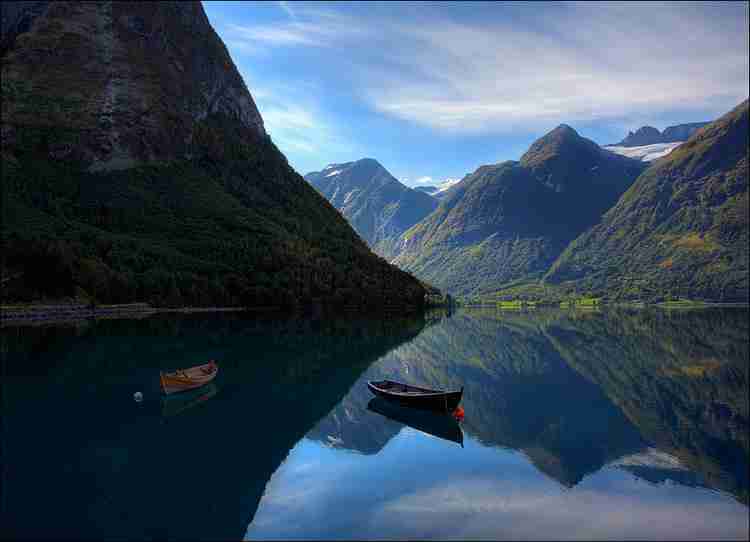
left=615, top=126, right=663, bottom=147
left=1, top=1, right=425, bottom=310
left=612, top=122, right=709, bottom=147
left=2, top=1, right=264, bottom=171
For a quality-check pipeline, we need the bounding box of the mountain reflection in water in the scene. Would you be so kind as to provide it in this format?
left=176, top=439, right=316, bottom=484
left=2, top=308, right=748, bottom=540
left=249, top=307, right=748, bottom=540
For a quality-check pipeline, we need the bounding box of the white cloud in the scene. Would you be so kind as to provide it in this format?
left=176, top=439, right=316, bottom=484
left=231, top=70, right=360, bottom=172
left=223, top=9, right=369, bottom=53
left=225, top=2, right=748, bottom=134
left=409, top=176, right=461, bottom=191
left=366, top=3, right=749, bottom=133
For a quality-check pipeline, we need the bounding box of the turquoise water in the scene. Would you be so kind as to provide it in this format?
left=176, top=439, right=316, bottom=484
left=2, top=308, right=748, bottom=539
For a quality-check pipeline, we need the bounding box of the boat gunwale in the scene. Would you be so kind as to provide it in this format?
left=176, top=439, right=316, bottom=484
left=367, top=380, right=462, bottom=397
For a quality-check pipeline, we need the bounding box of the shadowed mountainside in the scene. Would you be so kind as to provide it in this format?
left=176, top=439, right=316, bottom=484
left=0, top=1, right=425, bottom=310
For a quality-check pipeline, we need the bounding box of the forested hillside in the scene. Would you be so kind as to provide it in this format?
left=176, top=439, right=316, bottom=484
left=546, top=100, right=749, bottom=302
left=393, top=125, right=645, bottom=296
left=0, top=1, right=425, bottom=310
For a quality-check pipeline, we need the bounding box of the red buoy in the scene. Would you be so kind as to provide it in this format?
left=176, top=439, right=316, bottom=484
left=453, top=406, right=465, bottom=420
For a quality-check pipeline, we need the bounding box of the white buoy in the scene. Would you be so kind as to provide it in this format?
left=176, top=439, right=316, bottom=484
left=134, top=391, right=143, bottom=402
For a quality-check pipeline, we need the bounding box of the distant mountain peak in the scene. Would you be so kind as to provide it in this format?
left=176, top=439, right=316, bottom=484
left=611, top=122, right=710, bottom=147
left=304, top=158, right=438, bottom=256
left=520, top=123, right=597, bottom=169
left=553, top=123, right=578, bottom=135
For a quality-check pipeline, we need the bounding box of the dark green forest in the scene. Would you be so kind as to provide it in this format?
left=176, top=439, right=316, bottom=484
left=1, top=116, right=425, bottom=310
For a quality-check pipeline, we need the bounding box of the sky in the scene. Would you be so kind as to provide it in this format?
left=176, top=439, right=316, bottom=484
left=203, top=1, right=749, bottom=187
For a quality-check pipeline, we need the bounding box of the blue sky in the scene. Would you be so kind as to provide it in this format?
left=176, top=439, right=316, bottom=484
left=203, top=1, right=749, bottom=187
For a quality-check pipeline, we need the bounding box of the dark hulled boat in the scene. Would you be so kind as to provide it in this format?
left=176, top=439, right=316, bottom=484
left=367, top=379, right=463, bottom=412
left=367, top=397, right=464, bottom=447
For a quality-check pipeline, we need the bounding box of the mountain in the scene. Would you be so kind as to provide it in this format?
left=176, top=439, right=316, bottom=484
left=305, top=159, right=438, bottom=259
left=392, top=125, right=646, bottom=296
left=546, top=100, right=749, bottom=302
left=615, top=125, right=663, bottom=147
left=611, top=121, right=710, bottom=147
left=0, top=1, right=425, bottom=310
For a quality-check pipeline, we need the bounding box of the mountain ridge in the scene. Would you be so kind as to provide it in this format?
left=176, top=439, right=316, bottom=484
left=609, top=121, right=710, bottom=147
left=392, top=125, right=646, bottom=296
left=546, top=99, right=749, bottom=301
left=305, top=158, right=438, bottom=259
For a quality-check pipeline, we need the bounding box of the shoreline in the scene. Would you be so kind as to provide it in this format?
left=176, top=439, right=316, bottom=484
left=0, top=301, right=427, bottom=326
left=0, top=303, right=248, bottom=326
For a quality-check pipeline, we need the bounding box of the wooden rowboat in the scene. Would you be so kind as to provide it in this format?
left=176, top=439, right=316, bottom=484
left=160, top=361, right=218, bottom=395
left=367, top=379, right=463, bottom=413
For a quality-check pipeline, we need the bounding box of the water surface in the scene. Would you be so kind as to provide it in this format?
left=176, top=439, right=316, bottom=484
left=2, top=308, right=748, bottom=540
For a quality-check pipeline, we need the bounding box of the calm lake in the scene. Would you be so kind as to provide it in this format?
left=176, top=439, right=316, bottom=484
left=2, top=308, right=748, bottom=540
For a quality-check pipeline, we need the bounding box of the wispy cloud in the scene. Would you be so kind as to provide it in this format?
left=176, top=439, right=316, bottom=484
left=236, top=68, right=360, bottom=172
left=365, top=3, right=749, bottom=133
left=224, top=2, right=748, bottom=134
left=223, top=8, right=369, bottom=53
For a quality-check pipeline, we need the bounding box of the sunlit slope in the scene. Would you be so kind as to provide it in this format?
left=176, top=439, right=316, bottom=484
left=393, top=126, right=645, bottom=296
left=546, top=100, right=749, bottom=301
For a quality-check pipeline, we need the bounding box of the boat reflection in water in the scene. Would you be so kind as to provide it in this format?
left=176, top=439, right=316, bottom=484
left=367, top=396, right=464, bottom=447
left=161, top=382, right=219, bottom=419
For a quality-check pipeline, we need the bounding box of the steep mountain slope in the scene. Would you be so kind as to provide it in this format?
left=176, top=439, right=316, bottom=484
left=612, top=122, right=709, bottom=147
left=393, top=125, right=646, bottom=296
left=662, top=122, right=711, bottom=142
left=305, top=159, right=438, bottom=258
left=0, top=1, right=425, bottom=309
left=546, top=100, right=749, bottom=302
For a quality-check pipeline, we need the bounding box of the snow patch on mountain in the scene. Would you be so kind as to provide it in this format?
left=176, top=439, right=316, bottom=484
left=343, top=189, right=359, bottom=205
left=414, top=177, right=461, bottom=196
left=435, top=178, right=461, bottom=193
left=326, top=169, right=343, bottom=177
left=606, top=142, right=683, bottom=162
